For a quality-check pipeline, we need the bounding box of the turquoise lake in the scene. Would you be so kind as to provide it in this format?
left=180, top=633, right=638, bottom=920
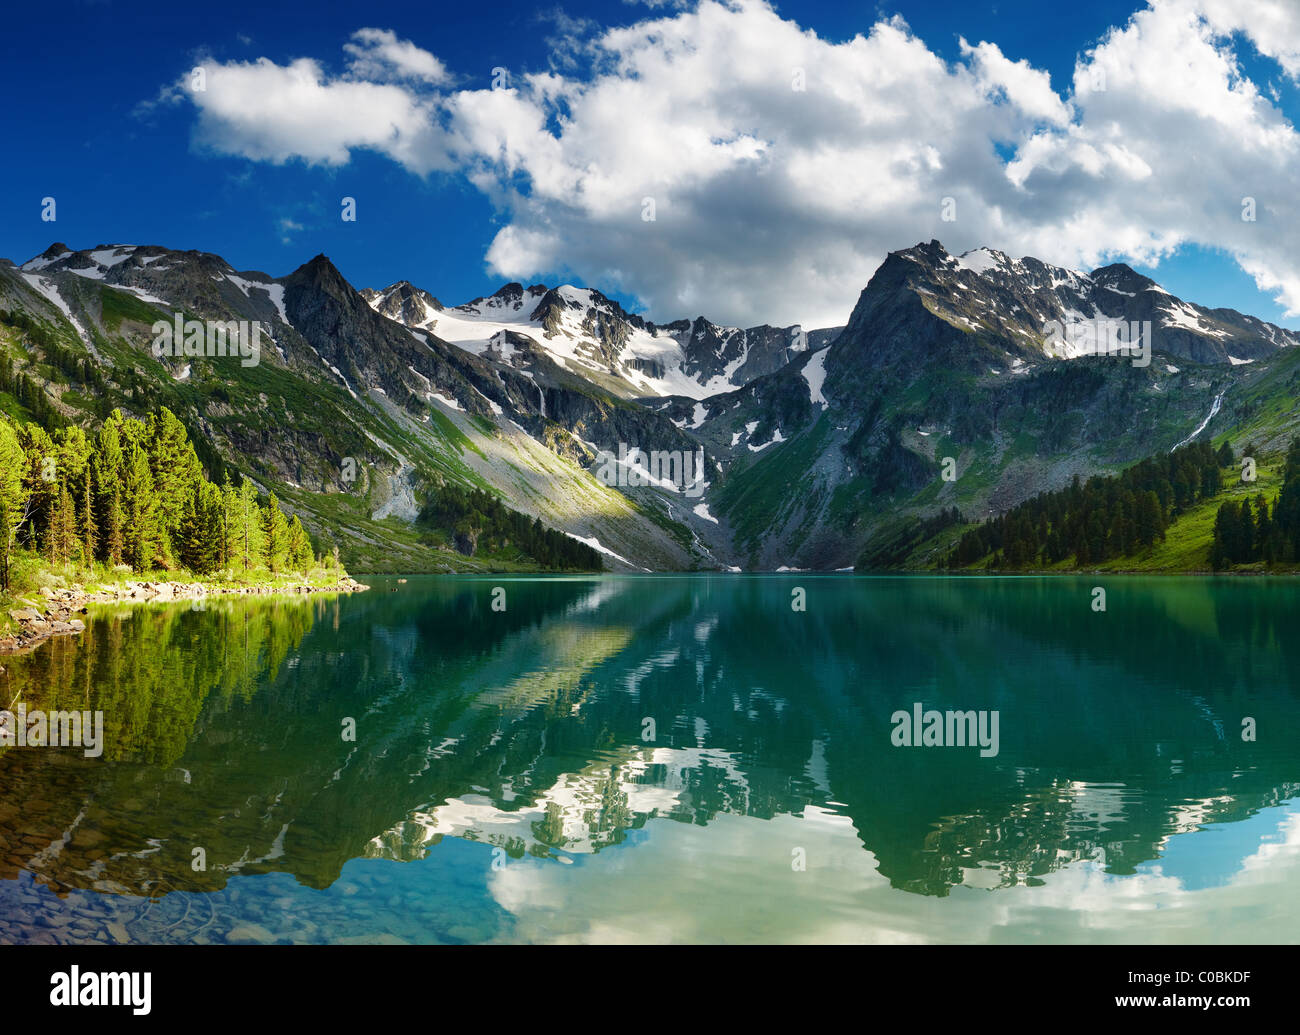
left=0, top=574, right=1296, bottom=944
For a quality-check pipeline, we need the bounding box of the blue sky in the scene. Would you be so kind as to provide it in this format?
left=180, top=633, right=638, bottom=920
left=3, top=0, right=1299, bottom=330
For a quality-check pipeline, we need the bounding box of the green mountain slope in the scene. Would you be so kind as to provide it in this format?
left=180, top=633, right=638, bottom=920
left=6, top=238, right=1300, bottom=575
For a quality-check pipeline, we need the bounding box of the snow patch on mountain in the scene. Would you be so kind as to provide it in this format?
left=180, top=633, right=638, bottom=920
left=365, top=280, right=826, bottom=400
left=955, top=247, right=1005, bottom=275
left=19, top=273, right=97, bottom=352
left=803, top=347, right=829, bottom=407
left=564, top=532, right=646, bottom=571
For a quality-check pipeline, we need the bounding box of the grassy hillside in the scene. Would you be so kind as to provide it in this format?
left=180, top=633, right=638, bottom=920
left=862, top=439, right=1300, bottom=575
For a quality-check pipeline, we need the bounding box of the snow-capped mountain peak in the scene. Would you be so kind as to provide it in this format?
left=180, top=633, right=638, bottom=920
left=859, top=240, right=1298, bottom=367
left=363, top=276, right=841, bottom=400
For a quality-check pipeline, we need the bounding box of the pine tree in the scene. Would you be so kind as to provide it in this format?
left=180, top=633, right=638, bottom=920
left=103, top=487, right=124, bottom=566
left=230, top=480, right=265, bottom=572
left=92, top=416, right=125, bottom=563
left=145, top=408, right=204, bottom=554
left=0, top=420, right=31, bottom=590
left=262, top=493, right=289, bottom=572
left=123, top=443, right=164, bottom=572
left=218, top=474, right=234, bottom=571
left=79, top=469, right=97, bottom=565
left=1274, top=440, right=1300, bottom=562
left=286, top=515, right=313, bottom=572
left=17, top=424, right=57, bottom=554
left=1135, top=490, right=1161, bottom=548
left=180, top=481, right=222, bottom=574
left=1211, top=502, right=1231, bottom=570
left=47, top=481, right=77, bottom=564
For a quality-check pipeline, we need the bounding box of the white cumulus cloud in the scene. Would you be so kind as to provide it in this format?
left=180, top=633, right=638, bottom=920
left=170, top=0, right=1300, bottom=328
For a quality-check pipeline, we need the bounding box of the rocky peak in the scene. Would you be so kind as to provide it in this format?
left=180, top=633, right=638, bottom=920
left=290, top=254, right=353, bottom=298
left=492, top=282, right=525, bottom=304
left=836, top=240, right=1299, bottom=372
left=1089, top=263, right=1162, bottom=295
left=369, top=280, right=443, bottom=324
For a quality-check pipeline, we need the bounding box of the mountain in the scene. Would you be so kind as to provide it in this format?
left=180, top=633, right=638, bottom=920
left=847, top=242, right=1298, bottom=367
left=364, top=277, right=841, bottom=400
left=1, top=244, right=712, bottom=572
left=3, top=238, right=1299, bottom=574
left=691, top=241, right=1300, bottom=569
left=359, top=280, right=443, bottom=325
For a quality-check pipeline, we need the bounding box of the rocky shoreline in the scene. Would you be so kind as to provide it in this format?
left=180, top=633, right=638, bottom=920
left=2, top=577, right=369, bottom=655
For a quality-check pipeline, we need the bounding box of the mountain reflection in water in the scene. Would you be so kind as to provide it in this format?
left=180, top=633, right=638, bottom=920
left=0, top=575, right=1296, bottom=944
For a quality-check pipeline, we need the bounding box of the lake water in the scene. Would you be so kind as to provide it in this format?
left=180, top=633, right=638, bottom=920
left=0, top=575, right=1297, bottom=944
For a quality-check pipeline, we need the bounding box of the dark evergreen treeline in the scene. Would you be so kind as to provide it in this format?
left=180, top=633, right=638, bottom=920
left=0, top=406, right=323, bottom=590
left=856, top=506, right=964, bottom=570
left=418, top=483, right=603, bottom=570
left=946, top=441, right=1228, bottom=568
left=0, top=358, right=66, bottom=428
left=1, top=307, right=112, bottom=422
left=0, top=308, right=58, bottom=350
left=1211, top=439, right=1300, bottom=568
